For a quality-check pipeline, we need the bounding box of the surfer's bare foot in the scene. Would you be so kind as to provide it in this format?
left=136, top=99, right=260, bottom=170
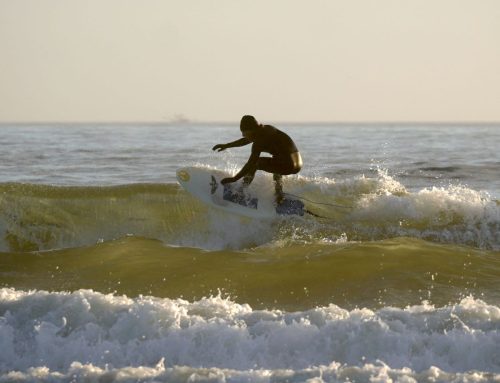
left=275, top=193, right=284, bottom=205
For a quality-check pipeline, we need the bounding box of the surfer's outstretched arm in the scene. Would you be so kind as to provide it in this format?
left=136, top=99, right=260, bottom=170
left=212, top=138, right=251, bottom=152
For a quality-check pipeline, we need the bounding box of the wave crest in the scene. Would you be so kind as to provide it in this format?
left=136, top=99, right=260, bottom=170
left=0, top=168, right=498, bottom=252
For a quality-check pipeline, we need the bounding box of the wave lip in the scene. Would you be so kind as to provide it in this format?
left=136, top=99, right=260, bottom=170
left=1, top=288, right=500, bottom=379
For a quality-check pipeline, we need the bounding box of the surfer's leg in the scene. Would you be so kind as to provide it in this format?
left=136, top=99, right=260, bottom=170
left=255, top=157, right=290, bottom=204
left=242, top=157, right=275, bottom=187
left=273, top=173, right=284, bottom=204
left=242, top=162, right=259, bottom=187
left=242, top=157, right=293, bottom=202
left=257, top=154, right=299, bottom=175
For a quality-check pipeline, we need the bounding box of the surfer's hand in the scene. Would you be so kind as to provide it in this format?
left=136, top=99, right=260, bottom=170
left=212, top=144, right=227, bottom=152
left=221, top=177, right=236, bottom=185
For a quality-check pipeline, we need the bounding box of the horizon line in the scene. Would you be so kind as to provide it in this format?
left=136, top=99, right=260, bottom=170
left=1, top=120, right=499, bottom=126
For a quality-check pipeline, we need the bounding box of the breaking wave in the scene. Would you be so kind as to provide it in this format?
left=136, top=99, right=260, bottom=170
left=0, top=168, right=498, bottom=252
left=1, top=288, right=499, bottom=382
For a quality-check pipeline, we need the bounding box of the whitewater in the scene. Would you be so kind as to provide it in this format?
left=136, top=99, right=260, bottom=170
left=0, top=123, right=499, bottom=382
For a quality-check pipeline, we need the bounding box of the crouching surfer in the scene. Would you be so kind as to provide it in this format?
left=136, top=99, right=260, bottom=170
left=212, top=115, right=302, bottom=204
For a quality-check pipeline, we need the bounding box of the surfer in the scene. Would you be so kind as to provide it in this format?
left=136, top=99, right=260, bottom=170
left=212, top=115, right=302, bottom=203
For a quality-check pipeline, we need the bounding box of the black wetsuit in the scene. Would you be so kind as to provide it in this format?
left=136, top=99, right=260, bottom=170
left=252, top=125, right=298, bottom=159
left=237, top=125, right=301, bottom=185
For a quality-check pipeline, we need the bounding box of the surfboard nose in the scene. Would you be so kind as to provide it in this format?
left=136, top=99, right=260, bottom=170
left=176, top=169, right=191, bottom=183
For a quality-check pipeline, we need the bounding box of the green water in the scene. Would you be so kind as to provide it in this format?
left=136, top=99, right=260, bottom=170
left=2, top=236, right=498, bottom=310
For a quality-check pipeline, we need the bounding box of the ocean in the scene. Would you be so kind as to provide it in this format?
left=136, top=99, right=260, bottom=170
left=0, top=123, right=499, bottom=382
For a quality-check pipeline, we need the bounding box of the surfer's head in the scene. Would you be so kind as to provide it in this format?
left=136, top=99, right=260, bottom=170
left=240, top=115, right=259, bottom=131
left=240, top=115, right=259, bottom=140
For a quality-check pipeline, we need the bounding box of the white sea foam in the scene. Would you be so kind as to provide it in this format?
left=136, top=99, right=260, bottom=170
left=3, top=362, right=500, bottom=383
left=284, top=170, right=500, bottom=250
left=1, top=288, right=499, bottom=382
left=351, top=180, right=499, bottom=249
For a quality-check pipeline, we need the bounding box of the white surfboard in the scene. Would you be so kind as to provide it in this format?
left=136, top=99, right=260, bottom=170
left=176, top=166, right=304, bottom=219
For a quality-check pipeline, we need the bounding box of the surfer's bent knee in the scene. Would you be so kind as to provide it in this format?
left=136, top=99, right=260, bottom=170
left=290, top=152, right=303, bottom=173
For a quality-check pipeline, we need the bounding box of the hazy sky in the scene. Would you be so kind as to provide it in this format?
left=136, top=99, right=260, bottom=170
left=1, top=0, right=499, bottom=122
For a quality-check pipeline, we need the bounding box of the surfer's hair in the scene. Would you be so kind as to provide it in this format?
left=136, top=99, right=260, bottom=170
left=240, top=115, right=259, bottom=131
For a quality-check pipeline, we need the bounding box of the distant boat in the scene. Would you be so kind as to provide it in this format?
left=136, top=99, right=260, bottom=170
left=170, top=114, right=191, bottom=124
